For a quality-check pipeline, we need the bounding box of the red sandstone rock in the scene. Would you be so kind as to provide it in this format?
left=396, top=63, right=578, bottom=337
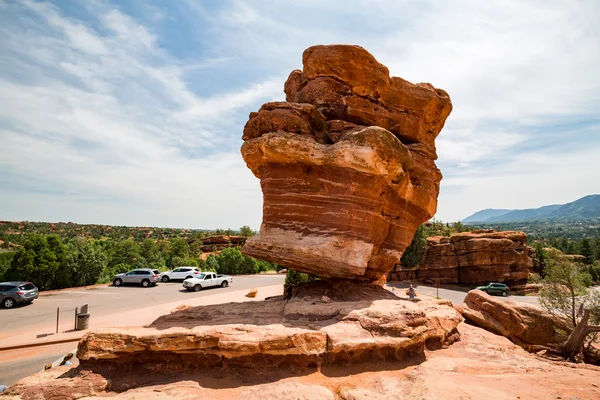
left=242, top=45, right=452, bottom=282
left=460, top=289, right=570, bottom=347
left=74, top=282, right=460, bottom=371
left=389, top=230, right=533, bottom=285
left=196, top=235, right=247, bottom=252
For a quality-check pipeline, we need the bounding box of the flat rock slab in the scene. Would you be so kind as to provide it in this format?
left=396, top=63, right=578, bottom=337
left=74, top=282, right=460, bottom=372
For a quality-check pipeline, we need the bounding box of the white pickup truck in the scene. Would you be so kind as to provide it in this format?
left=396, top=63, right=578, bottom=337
left=182, top=272, right=233, bottom=292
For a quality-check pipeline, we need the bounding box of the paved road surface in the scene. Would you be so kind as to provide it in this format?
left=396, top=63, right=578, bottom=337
left=386, top=282, right=540, bottom=306
left=0, top=274, right=285, bottom=341
left=0, top=342, right=78, bottom=388
left=0, top=274, right=285, bottom=386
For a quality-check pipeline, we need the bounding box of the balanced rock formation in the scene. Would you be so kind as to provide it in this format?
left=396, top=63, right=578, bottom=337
left=241, top=45, right=452, bottom=282
left=460, top=289, right=570, bottom=348
left=388, top=230, right=533, bottom=285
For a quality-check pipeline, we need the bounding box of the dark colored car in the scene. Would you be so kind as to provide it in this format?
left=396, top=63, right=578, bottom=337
left=0, top=281, right=39, bottom=308
left=476, top=282, right=510, bottom=297
left=113, top=269, right=159, bottom=287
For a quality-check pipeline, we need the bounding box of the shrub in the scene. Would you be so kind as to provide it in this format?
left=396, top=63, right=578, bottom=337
left=284, top=269, right=311, bottom=290
left=401, top=225, right=428, bottom=268
left=216, top=247, right=259, bottom=274
left=527, top=272, right=542, bottom=284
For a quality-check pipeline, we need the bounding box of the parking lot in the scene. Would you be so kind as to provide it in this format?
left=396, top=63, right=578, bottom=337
left=0, top=274, right=285, bottom=342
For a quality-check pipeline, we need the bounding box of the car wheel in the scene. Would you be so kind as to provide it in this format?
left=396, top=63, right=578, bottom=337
left=502, top=291, right=507, bottom=297
left=221, top=281, right=229, bottom=288
left=113, top=278, right=123, bottom=287
left=3, top=298, right=15, bottom=309
left=141, top=279, right=150, bottom=288
left=194, top=284, right=202, bottom=292
left=161, top=276, right=169, bottom=283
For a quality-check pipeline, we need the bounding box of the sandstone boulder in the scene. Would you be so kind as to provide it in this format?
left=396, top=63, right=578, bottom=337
left=241, top=45, right=452, bottom=282
left=460, top=289, right=570, bottom=347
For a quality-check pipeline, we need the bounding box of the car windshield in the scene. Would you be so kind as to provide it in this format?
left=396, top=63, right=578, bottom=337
left=196, top=274, right=206, bottom=280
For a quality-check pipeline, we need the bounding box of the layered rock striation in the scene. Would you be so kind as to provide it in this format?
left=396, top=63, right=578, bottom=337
left=75, top=281, right=461, bottom=371
left=389, top=230, right=533, bottom=285
left=460, top=289, right=570, bottom=348
left=241, top=45, right=452, bottom=282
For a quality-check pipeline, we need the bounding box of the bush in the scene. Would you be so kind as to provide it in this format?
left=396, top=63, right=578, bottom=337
left=528, top=272, right=542, bottom=284
left=401, top=225, right=427, bottom=267
left=284, top=269, right=311, bottom=290
left=0, top=251, right=15, bottom=280
left=216, top=247, right=259, bottom=274
left=205, top=255, right=219, bottom=272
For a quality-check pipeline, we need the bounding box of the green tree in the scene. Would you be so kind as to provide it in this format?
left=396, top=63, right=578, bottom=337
left=56, top=240, right=108, bottom=288
left=189, top=239, right=203, bottom=259
left=171, top=256, right=199, bottom=268
left=239, top=226, right=254, bottom=237
left=578, top=238, right=593, bottom=264
left=401, top=225, right=428, bottom=268
left=539, top=257, right=592, bottom=327
left=110, top=240, right=141, bottom=268
left=533, top=242, right=547, bottom=276
left=140, top=239, right=159, bottom=263
left=5, top=235, right=66, bottom=290
left=538, top=256, right=600, bottom=357
left=0, top=252, right=16, bottom=279
left=205, top=255, right=219, bottom=272
left=216, top=247, right=259, bottom=274
left=170, top=238, right=190, bottom=259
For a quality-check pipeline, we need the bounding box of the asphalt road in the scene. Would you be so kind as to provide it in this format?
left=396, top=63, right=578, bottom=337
left=0, top=274, right=285, bottom=387
left=0, top=274, right=285, bottom=340
left=386, top=282, right=540, bottom=306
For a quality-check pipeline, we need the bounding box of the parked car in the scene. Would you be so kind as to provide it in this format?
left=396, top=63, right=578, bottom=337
left=113, top=269, right=159, bottom=288
left=159, top=267, right=201, bottom=282
left=183, top=272, right=233, bottom=292
left=0, top=281, right=39, bottom=308
left=475, top=282, right=510, bottom=297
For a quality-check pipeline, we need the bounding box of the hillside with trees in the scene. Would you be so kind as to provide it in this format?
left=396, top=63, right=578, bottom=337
left=0, top=221, right=281, bottom=291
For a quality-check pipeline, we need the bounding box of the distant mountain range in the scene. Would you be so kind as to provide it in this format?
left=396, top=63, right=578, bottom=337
left=462, top=195, right=600, bottom=223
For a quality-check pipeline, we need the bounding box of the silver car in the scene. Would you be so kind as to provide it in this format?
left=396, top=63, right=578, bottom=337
left=0, top=281, right=39, bottom=308
left=113, top=269, right=159, bottom=288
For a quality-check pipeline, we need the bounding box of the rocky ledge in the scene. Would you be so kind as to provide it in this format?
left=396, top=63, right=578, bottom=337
left=75, top=281, right=460, bottom=371
left=241, top=45, right=452, bottom=282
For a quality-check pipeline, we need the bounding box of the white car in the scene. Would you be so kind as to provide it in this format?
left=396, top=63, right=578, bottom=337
left=159, top=267, right=201, bottom=282
left=183, top=272, right=233, bottom=292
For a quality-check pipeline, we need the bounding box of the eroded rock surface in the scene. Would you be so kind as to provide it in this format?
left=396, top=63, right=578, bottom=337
left=8, top=323, right=600, bottom=400
left=460, top=289, right=570, bottom=347
left=241, top=45, right=452, bottom=282
left=75, top=281, right=460, bottom=371
left=389, top=230, right=533, bottom=285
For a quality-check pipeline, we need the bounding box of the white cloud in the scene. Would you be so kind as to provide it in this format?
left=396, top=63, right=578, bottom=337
left=0, top=0, right=599, bottom=228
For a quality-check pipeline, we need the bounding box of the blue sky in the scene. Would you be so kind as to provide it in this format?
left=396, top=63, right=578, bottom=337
left=0, top=0, right=599, bottom=229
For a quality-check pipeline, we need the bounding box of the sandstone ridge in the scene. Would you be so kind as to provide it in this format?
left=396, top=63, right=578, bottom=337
left=389, top=230, right=533, bottom=285
left=241, top=45, right=452, bottom=282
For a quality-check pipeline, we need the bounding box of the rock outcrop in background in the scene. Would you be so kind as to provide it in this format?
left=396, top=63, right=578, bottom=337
left=241, top=45, right=452, bottom=282
left=388, top=230, right=533, bottom=285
